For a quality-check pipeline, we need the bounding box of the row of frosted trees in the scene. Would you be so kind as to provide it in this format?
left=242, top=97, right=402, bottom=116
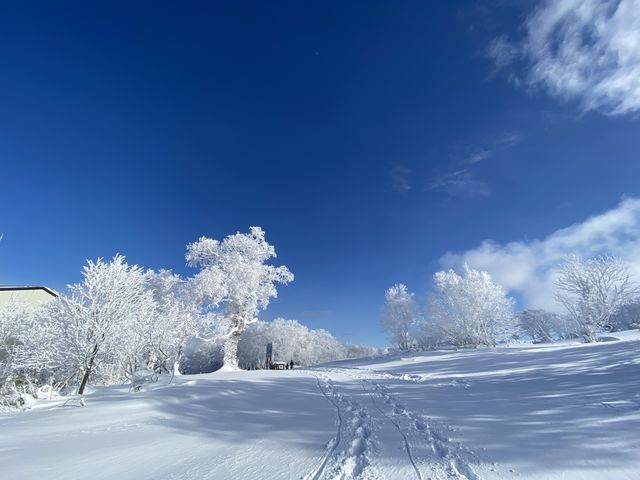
left=0, top=227, right=369, bottom=407
left=382, top=256, right=639, bottom=349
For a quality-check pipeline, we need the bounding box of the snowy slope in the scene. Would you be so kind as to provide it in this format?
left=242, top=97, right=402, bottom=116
left=2, top=332, right=639, bottom=480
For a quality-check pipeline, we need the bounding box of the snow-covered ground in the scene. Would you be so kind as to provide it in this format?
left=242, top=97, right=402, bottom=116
left=2, top=332, right=640, bottom=480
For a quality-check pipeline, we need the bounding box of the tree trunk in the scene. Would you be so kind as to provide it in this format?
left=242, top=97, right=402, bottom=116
left=223, top=330, right=241, bottom=370
left=221, top=310, right=245, bottom=370
left=173, top=354, right=182, bottom=377
left=78, top=343, right=99, bottom=395
left=170, top=346, right=183, bottom=383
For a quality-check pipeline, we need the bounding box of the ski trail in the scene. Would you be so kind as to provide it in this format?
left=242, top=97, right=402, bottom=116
left=304, top=372, right=380, bottom=480
left=320, top=367, right=482, bottom=480
left=371, top=380, right=481, bottom=480
left=360, top=381, right=423, bottom=480
left=304, top=374, right=343, bottom=480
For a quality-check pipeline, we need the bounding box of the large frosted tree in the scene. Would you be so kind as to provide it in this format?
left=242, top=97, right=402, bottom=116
left=186, top=227, right=293, bottom=370
left=381, top=284, right=417, bottom=350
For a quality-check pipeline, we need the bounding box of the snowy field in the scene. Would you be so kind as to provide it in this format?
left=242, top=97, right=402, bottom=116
left=2, top=332, right=639, bottom=480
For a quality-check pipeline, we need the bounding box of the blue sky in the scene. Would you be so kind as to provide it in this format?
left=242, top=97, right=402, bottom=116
left=1, top=1, right=639, bottom=346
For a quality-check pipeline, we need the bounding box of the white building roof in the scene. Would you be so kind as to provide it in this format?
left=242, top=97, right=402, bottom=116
left=0, top=286, right=58, bottom=310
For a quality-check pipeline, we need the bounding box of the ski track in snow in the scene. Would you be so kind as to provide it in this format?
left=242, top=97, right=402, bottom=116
left=304, top=375, right=344, bottom=480
left=359, top=380, right=423, bottom=480
left=306, top=373, right=381, bottom=480
left=312, top=367, right=482, bottom=480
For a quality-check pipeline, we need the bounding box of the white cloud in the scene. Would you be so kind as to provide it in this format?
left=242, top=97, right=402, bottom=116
left=440, top=198, right=640, bottom=311
left=427, top=169, right=491, bottom=198
left=488, top=0, right=640, bottom=116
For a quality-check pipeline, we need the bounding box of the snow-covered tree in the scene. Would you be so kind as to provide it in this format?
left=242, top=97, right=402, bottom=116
left=144, top=269, right=199, bottom=375
left=552, top=313, right=583, bottom=340
left=381, top=284, right=417, bottom=350
left=343, top=343, right=379, bottom=359
left=426, top=265, right=515, bottom=347
left=555, top=255, right=638, bottom=342
left=24, top=255, right=156, bottom=395
left=518, top=309, right=563, bottom=343
left=609, top=301, right=640, bottom=331
left=0, top=300, right=33, bottom=387
left=235, top=318, right=353, bottom=369
left=186, top=227, right=293, bottom=370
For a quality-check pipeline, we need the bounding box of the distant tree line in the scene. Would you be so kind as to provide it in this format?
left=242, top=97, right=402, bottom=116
left=183, top=319, right=378, bottom=373
left=382, top=255, right=640, bottom=350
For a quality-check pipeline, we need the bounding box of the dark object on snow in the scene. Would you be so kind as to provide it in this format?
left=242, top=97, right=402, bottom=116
left=270, top=361, right=287, bottom=370
left=265, top=343, right=273, bottom=369
left=289, top=360, right=294, bottom=370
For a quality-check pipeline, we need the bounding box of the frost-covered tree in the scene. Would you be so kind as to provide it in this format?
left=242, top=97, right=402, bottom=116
left=186, top=227, right=293, bottom=370
left=236, top=318, right=352, bottom=369
left=555, top=255, right=638, bottom=342
left=518, top=309, right=562, bottom=343
left=0, top=300, right=33, bottom=387
left=381, top=284, right=417, bottom=350
left=344, top=343, right=379, bottom=359
left=144, top=269, right=199, bottom=376
left=553, top=313, right=583, bottom=340
left=24, top=255, right=156, bottom=395
left=609, top=301, right=640, bottom=331
left=426, top=265, right=515, bottom=347
left=308, top=328, right=347, bottom=364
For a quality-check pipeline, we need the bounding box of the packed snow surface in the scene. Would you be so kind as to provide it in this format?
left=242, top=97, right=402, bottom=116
left=2, top=331, right=640, bottom=480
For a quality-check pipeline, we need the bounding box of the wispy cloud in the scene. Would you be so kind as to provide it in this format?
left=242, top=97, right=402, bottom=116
left=390, top=163, right=411, bottom=193
left=451, top=130, right=524, bottom=165
left=456, top=148, right=492, bottom=165
left=487, top=0, right=640, bottom=116
left=440, top=197, right=640, bottom=311
left=427, top=169, right=491, bottom=198
left=493, top=131, right=524, bottom=148
left=487, top=34, right=518, bottom=71
left=428, top=130, right=523, bottom=198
